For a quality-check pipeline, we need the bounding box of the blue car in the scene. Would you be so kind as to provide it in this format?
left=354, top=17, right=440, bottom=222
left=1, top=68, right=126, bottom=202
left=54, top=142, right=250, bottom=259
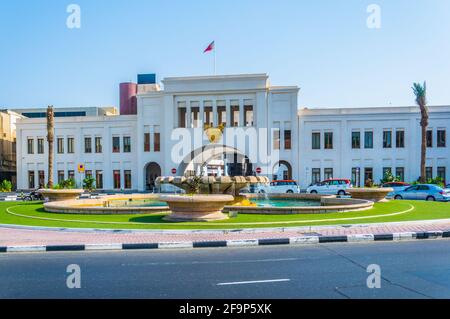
left=393, top=184, right=450, bottom=202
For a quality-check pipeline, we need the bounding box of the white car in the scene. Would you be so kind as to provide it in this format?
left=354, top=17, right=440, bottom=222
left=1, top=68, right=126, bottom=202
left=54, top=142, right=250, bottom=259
left=257, top=180, right=300, bottom=194
left=307, top=179, right=352, bottom=195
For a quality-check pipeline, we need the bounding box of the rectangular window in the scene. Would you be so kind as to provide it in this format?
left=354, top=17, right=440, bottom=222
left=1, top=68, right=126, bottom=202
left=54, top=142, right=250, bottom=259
left=324, top=132, right=333, bottom=149
left=68, top=170, right=75, bottom=180
left=324, top=168, right=333, bottom=180
left=437, top=130, right=446, bottom=147
left=124, top=170, right=132, bottom=189
left=244, top=105, right=253, bottom=127
left=123, top=136, right=131, bottom=153
left=312, top=168, right=321, bottom=184
left=27, top=138, right=34, bottom=154
left=85, top=170, right=93, bottom=179
left=37, top=138, right=44, bottom=154
left=383, top=130, right=392, bottom=148
left=154, top=133, right=160, bottom=152
left=352, top=168, right=361, bottom=187
left=57, top=138, right=64, bottom=154
left=230, top=103, right=240, bottom=127
left=28, top=171, right=35, bottom=189
left=96, top=170, right=103, bottom=189
left=426, top=167, right=433, bottom=181
left=273, top=129, right=280, bottom=150
left=217, top=105, right=227, bottom=126
left=191, top=106, right=200, bottom=128
left=204, top=106, right=213, bottom=127
left=352, top=131, right=361, bottom=149
left=95, top=137, right=102, bottom=153
left=396, top=130, right=405, bottom=148
left=113, top=170, right=121, bottom=189
left=426, top=130, right=433, bottom=148
left=396, top=167, right=405, bottom=182
left=437, top=167, right=446, bottom=184
left=84, top=137, right=92, bottom=153
left=364, top=131, right=373, bottom=149
left=57, top=170, right=65, bottom=184
left=144, top=133, right=150, bottom=152
left=67, top=137, right=74, bottom=154
left=284, top=130, right=292, bottom=150
left=178, top=107, right=187, bottom=128
left=364, top=168, right=373, bottom=185
left=312, top=132, right=321, bottom=150
left=38, top=170, right=45, bottom=188
left=112, top=136, right=120, bottom=153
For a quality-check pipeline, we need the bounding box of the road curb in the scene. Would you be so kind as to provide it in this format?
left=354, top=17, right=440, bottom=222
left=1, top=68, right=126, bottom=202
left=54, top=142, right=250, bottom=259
left=1, top=230, right=449, bottom=253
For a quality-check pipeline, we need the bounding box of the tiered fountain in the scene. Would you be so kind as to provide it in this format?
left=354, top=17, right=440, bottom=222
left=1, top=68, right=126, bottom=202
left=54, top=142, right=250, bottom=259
left=156, top=167, right=269, bottom=222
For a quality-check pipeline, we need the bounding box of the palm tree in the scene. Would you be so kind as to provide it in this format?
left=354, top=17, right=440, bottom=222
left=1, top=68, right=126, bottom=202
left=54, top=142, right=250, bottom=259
left=46, top=106, right=54, bottom=188
left=412, top=82, right=428, bottom=183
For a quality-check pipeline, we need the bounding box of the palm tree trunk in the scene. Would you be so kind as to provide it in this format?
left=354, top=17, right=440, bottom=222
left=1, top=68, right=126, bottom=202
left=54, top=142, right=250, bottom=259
left=46, top=106, right=54, bottom=188
left=420, top=123, right=427, bottom=183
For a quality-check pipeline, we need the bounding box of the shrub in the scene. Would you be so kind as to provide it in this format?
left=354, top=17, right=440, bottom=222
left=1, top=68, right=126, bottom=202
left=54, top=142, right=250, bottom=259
left=0, top=180, right=12, bottom=192
left=53, top=178, right=77, bottom=190
left=380, top=171, right=401, bottom=184
left=427, top=177, right=445, bottom=188
left=83, top=176, right=96, bottom=192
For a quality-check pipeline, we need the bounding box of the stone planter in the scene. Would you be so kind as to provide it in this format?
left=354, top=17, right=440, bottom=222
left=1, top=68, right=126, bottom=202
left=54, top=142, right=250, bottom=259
left=38, top=189, right=85, bottom=202
left=347, top=188, right=394, bottom=203
left=160, top=194, right=234, bottom=222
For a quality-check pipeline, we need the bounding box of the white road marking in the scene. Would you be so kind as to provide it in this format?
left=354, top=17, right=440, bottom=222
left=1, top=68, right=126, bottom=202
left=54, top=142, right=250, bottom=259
left=217, top=279, right=291, bottom=286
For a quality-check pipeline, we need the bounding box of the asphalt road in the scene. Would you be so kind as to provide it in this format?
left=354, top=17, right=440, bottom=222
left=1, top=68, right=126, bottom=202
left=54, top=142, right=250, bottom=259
left=2, top=240, right=450, bottom=299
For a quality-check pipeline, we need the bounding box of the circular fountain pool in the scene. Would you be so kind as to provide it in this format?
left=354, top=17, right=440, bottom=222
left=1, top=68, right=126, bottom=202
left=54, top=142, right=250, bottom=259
left=43, top=193, right=375, bottom=216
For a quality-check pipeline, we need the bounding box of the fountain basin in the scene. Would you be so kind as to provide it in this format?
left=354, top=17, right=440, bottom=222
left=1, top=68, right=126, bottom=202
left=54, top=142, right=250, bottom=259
left=38, top=189, right=85, bottom=202
left=347, top=188, right=394, bottom=202
left=160, top=194, right=234, bottom=222
left=156, top=176, right=269, bottom=196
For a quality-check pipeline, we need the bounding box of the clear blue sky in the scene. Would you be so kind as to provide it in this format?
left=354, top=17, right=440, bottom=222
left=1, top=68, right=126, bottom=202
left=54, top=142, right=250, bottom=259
left=0, top=0, right=449, bottom=109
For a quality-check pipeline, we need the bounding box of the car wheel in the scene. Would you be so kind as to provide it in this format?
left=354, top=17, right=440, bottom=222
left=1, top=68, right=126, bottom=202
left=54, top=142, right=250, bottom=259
left=310, top=190, right=318, bottom=194
left=394, top=195, right=403, bottom=200
left=286, top=190, right=294, bottom=194
left=337, top=190, right=346, bottom=196
left=426, top=196, right=436, bottom=202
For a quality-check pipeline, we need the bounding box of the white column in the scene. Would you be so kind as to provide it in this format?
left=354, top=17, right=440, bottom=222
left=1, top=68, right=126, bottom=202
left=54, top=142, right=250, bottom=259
left=199, top=100, right=205, bottom=128
left=239, top=99, right=244, bottom=127
left=212, top=100, right=218, bottom=126
left=226, top=100, right=231, bottom=127
left=186, top=100, right=192, bottom=128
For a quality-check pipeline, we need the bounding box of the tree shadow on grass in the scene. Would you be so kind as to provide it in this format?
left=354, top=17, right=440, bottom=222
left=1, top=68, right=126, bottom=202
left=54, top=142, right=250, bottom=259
left=129, top=215, right=169, bottom=224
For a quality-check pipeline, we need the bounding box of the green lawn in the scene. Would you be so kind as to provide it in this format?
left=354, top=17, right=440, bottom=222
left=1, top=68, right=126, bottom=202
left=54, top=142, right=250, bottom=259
left=0, top=200, right=449, bottom=230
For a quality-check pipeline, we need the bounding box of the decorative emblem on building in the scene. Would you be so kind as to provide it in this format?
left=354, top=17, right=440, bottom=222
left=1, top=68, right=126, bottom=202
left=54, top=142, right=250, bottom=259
left=204, top=123, right=225, bottom=143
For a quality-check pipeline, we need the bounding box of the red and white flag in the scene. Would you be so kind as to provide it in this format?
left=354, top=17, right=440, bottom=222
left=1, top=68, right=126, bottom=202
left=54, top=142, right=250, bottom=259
left=203, top=41, right=215, bottom=53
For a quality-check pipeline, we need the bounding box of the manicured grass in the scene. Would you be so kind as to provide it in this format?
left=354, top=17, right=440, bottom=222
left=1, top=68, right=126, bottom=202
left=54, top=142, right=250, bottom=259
left=0, top=200, right=449, bottom=230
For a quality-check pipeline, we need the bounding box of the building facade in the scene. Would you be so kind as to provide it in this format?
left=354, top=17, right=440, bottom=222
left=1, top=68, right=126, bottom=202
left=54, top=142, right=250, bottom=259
left=0, top=110, right=23, bottom=187
left=14, top=73, right=449, bottom=191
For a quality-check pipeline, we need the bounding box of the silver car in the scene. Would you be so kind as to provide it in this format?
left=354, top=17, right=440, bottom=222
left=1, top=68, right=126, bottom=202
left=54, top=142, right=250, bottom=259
left=393, top=184, right=450, bottom=202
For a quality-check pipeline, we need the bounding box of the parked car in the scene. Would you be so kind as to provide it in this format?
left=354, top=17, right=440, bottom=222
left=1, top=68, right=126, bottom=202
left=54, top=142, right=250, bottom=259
left=257, top=180, right=300, bottom=194
left=393, top=184, right=450, bottom=202
left=381, top=182, right=411, bottom=198
left=306, top=179, right=352, bottom=195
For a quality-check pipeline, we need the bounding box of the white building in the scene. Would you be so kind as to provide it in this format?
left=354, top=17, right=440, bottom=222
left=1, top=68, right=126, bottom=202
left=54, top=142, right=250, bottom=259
left=14, top=73, right=449, bottom=191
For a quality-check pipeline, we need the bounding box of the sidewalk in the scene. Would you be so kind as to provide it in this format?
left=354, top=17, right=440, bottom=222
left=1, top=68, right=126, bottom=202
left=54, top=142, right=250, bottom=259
left=2, top=219, right=450, bottom=247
